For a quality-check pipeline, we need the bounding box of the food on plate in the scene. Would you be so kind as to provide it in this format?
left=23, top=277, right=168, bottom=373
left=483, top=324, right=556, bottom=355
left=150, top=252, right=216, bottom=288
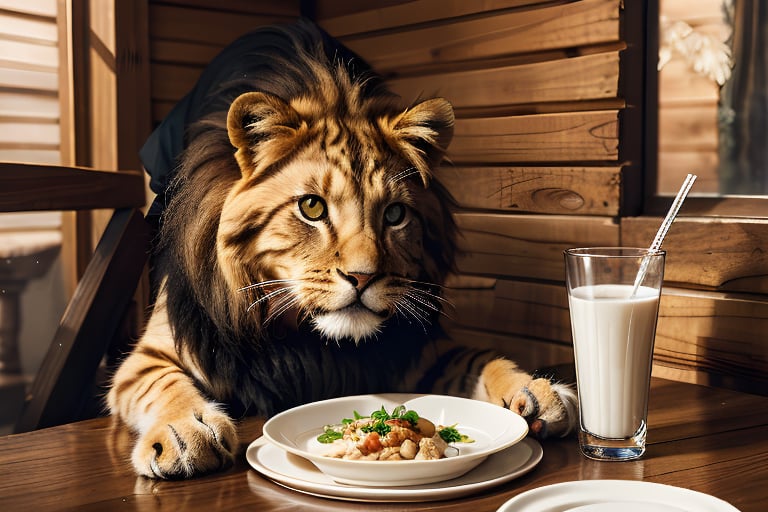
left=316, top=405, right=473, bottom=461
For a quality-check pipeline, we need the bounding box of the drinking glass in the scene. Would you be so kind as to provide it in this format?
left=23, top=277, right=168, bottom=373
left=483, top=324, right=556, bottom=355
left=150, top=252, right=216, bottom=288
left=564, top=247, right=665, bottom=460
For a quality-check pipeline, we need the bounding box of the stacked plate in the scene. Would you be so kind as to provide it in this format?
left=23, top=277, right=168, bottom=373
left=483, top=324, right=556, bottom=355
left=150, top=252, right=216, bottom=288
left=496, top=480, right=742, bottom=511
left=246, top=393, right=542, bottom=502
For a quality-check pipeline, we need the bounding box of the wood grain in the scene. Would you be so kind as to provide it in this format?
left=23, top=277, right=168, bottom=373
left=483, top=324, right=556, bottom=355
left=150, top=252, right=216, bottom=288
left=145, top=1, right=299, bottom=117
left=317, top=0, right=553, bottom=35
left=657, top=99, right=719, bottom=190
left=653, top=287, right=768, bottom=394
left=453, top=213, right=619, bottom=280
left=156, top=0, right=299, bottom=16
left=333, top=0, right=621, bottom=71
left=150, top=39, right=220, bottom=66
left=445, top=279, right=571, bottom=343
left=658, top=59, right=719, bottom=104
left=661, top=0, right=729, bottom=21
left=0, top=162, right=145, bottom=212
left=147, top=4, right=295, bottom=47
left=658, top=104, right=718, bottom=151
left=387, top=52, right=620, bottom=108
left=439, top=166, right=621, bottom=215
left=149, top=51, right=621, bottom=111
left=150, top=62, right=205, bottom=102
left=448, top=111, right=619, bottom=164
left=657, top=150, right=719, bottom=194
left=622, top=216, right=768, bottom=293
left=441, top=325, right=574, bottom=373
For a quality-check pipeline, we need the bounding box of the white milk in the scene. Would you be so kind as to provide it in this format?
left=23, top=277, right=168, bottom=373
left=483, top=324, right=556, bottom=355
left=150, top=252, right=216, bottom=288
left=569, top=284, right=660, bottom=439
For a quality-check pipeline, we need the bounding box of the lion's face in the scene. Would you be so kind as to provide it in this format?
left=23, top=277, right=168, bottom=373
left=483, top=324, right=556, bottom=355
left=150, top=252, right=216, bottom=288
left=215, top=90, right=455, bottom=342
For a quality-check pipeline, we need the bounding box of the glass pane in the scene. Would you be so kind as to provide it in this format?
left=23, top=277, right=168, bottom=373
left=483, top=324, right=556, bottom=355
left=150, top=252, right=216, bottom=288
left=0, top=213, right=67, bottom=434
left=658, top=0, right=768, bottom=197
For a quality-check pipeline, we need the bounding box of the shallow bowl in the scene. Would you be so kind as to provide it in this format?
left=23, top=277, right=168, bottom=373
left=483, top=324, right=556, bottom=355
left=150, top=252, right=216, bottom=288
left=261, top=394, right=528, bottom=487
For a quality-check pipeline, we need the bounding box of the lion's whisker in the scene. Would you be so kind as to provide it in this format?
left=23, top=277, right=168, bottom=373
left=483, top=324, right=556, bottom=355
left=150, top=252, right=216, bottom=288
left=395, top=302, right=426, bottom=331
left=407, top=289, right=455, bottom=318
left=264, top=295, right=301, bottom=325
left=238, top=278, right=302, bottom=292
left=246, top=286, right=295, bottom=312
left=402, top=280, right=455, bottom=311
left=402, top=290, right=440, bottom=312
left=396, top=297, right=432, bottom=329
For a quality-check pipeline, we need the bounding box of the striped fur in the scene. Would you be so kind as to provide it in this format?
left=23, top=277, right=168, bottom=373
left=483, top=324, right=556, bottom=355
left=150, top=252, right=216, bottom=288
left=108, top=20, right=576, bottom=479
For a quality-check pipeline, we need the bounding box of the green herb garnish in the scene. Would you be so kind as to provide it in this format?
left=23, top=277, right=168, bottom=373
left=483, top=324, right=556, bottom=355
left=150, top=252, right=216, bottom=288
left=438, top=424, right=474, bottom=444
left=317, top=428, right=343, bottom=443
left=361, top=405, right=421, bottom=437
left=316, top=405, right=473, bottom=446
left=316, top=405, right=421, bottom=443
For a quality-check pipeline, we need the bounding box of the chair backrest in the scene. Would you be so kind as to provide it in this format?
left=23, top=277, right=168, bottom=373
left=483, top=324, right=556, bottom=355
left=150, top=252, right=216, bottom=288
left=1, top=162, right=147, bottom=432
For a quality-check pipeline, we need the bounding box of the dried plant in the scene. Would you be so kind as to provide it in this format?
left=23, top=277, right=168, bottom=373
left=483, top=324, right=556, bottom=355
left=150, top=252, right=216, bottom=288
left=658, top=14, right=733, bottom=86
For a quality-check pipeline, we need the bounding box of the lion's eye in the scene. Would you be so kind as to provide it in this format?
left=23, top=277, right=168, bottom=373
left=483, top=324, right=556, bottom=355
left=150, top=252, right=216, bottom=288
left=383, top=202, right=406, bottom=226
left=298, top=195, right=327, bottom=221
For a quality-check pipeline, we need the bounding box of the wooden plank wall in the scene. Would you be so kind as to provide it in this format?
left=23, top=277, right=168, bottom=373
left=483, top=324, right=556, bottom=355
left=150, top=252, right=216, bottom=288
left=146, top=0, right=300, bottom=127
left=315, top=0, right=636, bottom=374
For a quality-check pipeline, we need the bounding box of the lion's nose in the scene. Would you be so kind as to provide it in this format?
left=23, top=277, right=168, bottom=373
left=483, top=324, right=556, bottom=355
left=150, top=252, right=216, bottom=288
left=337, top=269, right=374, bottom=290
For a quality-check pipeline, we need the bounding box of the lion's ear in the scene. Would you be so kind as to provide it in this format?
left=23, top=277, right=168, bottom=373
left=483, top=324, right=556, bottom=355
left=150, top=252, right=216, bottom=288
left=384, top=97, right=454, bottom=186
left=227, top=91, right=306, bottom=175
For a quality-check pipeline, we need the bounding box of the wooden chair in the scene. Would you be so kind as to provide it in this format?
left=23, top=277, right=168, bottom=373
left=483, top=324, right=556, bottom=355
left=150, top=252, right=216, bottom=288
left=1, top=162, right=148, bottom=432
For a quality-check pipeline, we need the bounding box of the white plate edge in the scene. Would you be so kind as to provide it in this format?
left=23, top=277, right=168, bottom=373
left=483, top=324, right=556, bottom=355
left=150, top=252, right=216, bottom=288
left=246, top=435, right=543, bottom=502
left=496, top=480, right=742, bottom=512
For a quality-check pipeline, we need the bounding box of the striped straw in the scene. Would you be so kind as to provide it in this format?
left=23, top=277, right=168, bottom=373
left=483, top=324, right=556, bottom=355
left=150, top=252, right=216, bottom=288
left=631, top=173, right=697, bottom=296
left=649, top=173, right=697, bottom=252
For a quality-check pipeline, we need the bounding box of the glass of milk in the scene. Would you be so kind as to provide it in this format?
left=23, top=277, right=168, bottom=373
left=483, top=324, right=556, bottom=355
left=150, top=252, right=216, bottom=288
left=564, top=247, right=665, bottom=461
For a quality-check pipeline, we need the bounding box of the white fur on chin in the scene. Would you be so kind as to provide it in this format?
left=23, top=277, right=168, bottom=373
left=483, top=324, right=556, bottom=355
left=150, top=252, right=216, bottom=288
left=312, top=308, right=382, bottom=343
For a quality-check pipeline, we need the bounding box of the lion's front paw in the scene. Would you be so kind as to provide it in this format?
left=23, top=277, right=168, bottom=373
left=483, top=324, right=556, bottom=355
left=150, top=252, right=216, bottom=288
left=510, top=377, right=577, bottom=438
left=132, top=404, right=238, bottom=479
left=474, top=358, right=578, bottom=439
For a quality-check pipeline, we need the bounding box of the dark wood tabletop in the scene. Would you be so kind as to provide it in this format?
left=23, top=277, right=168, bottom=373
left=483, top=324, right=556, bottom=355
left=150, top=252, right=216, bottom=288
left=1, top=378, right=766, bottom=511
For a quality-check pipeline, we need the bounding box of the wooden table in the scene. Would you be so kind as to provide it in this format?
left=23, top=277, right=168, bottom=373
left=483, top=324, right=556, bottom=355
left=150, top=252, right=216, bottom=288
left=1, top=378, right=766, bottom=511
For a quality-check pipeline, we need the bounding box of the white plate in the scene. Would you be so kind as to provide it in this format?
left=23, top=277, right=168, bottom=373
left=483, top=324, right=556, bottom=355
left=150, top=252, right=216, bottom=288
left=497, top=480, right=741, bottom=512
left=261, top=393, right=529, bottom=486
left=247, top=435, right=543, bottom=502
